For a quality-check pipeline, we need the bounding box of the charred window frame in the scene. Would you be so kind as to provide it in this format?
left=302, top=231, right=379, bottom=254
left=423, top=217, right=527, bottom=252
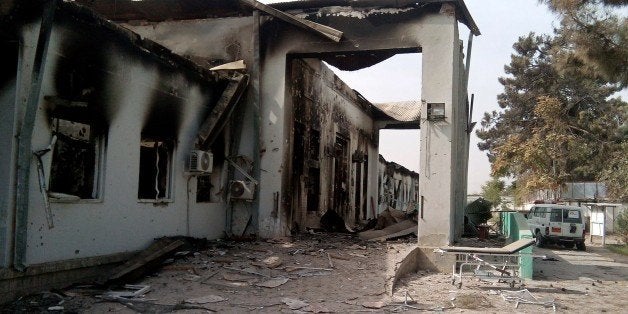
left=49, top=117, right=105, bottom=200
left=138, top=137, right=175, bottom=201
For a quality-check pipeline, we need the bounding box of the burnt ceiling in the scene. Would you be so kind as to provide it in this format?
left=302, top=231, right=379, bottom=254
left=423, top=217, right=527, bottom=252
left=73, top=0, right=479, bottom=35
left=74, top=0, right=254, bottom=21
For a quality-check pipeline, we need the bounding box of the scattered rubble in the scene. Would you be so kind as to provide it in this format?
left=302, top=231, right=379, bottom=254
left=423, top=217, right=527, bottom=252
left=2, top=234, right=626, bottom=312
left=501, top=289, right=556, bottom=310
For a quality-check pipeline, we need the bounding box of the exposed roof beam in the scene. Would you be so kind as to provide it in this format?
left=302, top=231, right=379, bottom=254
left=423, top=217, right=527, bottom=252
left=197, top=73, right=250, bottom=149
left=240, top=0, right=343, bottom=42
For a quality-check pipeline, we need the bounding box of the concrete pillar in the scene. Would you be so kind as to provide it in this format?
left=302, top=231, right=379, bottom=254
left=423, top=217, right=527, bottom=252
left=418, top=6, right=463, bottom=246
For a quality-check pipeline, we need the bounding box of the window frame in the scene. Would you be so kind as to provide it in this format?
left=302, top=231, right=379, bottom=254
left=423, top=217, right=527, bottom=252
left=137, top=137, right=176, bottom=203
left=48, top=117, right=107, bottom=203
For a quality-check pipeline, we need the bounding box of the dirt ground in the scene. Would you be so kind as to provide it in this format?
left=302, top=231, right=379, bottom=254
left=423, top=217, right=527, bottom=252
left=4, top=233, right=628, bottom=313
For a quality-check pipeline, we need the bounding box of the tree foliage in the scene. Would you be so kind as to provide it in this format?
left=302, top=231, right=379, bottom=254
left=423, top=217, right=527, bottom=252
left=540, top=0, right=628, bottom=86
left=481, top=177, right=505, bottom=208
left=616, top=209, right=628, bottom=244
left=477, top=31, right=627, bottom=199
left=465, top=198, right=493, bottom=225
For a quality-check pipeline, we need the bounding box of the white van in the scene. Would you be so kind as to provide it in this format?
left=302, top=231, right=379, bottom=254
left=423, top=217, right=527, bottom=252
left=527, top=204, right=586, bottom=250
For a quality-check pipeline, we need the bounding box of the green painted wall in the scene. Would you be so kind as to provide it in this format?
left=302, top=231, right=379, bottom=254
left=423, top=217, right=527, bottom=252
left=501, top=212, right=533, bottom=279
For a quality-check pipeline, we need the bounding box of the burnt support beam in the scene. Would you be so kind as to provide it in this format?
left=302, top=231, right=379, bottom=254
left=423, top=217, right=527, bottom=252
left=197, top=73, right=250, bottom=149
left=14, top=0, right=57, bottom=271
left=240, top=0, right=343, bottom=42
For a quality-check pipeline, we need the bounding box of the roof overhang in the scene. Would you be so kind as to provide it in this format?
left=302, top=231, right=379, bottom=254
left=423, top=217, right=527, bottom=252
left=271, top=0, right=480, bottom=35
left=74, top=0, right=344, bottom=42
left=72, top=0, right=479, bottom=36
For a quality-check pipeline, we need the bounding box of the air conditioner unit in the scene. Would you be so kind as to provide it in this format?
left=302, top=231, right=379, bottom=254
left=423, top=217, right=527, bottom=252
left=229, top=180, right=256, bottom=200
left=187, top=150, right=213, bottom=174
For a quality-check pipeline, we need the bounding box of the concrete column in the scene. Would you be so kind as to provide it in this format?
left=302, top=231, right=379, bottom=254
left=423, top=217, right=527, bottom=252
left=257, top=52, right=288, bottom=238
left=418, top=7, right=462, bottom=246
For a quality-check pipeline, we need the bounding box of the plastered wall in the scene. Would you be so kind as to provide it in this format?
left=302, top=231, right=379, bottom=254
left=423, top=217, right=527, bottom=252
left=17, top=17, right=227, bottom=265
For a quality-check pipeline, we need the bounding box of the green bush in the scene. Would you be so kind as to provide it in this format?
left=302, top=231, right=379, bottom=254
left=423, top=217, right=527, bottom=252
left=616, top=210, right=628, bottom=245
left=466, top=198, right=493, bottom=225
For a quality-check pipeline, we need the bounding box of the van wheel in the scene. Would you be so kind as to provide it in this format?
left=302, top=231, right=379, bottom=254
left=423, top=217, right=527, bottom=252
left=576, top=241, right=586, bottom=251
left=535, top=232, right=544, bottom=248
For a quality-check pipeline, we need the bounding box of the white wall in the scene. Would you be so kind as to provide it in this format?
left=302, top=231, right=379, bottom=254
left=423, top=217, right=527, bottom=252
left=22, top=21, right=227, bottom=265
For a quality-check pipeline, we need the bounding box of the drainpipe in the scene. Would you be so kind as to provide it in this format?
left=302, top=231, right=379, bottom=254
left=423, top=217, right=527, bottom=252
left=13, top=0, right=56, bottom=271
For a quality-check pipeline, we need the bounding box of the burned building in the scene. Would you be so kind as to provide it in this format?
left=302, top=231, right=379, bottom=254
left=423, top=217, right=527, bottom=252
left=378, top=155, right=421, bottom=214
left=0, top=0, right=478, bottom=302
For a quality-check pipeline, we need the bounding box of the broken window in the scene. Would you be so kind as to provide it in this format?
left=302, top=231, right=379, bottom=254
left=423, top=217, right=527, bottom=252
left=49, top=117, right=103, bottom=199
left=138, top=138, right=174, bottom=200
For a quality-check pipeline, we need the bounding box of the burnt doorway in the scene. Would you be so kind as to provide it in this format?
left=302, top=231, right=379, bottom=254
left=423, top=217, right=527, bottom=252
left=353, top=150, right=369, bottom=222
left=333, top=135, right=349, bottom=217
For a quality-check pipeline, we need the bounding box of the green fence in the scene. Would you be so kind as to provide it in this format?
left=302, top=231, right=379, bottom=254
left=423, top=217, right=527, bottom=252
left=501, top=212, right=534, bottom=279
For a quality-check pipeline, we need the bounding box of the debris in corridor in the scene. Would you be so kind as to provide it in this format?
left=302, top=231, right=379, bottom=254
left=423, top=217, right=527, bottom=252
left=500, top=289, right=556, bottom=310
left=184, top=295, right=228, bottom=304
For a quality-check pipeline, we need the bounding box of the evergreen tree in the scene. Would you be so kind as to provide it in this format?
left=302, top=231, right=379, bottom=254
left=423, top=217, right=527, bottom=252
left=477, top=33, right=626, bottom=197
left=541, top=0, right=628, bottom=86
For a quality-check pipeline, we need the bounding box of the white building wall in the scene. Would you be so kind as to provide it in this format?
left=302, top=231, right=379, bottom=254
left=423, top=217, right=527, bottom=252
left=21, top=22, right=226, bottom=265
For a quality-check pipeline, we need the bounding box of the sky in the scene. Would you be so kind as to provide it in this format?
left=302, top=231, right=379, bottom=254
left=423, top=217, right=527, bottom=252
left=260, top=0, right=560, bottom=194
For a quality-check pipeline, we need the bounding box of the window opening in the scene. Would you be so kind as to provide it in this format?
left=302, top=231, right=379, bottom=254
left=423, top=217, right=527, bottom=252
left=138, top=138, right=173, bottom=200
left=563, top=209, right=582, bottom=223
left=550, top=208, right=562, bottom=222
left=49, top=117, right=102, bottom=199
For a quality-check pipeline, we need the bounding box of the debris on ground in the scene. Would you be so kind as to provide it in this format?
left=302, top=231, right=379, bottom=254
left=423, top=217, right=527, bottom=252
left=320, top=209, right=352, bottom=232
left=501, top=289, right=556, bottom=310
left=184, top=294, right=228, bottom=304
left=255, top=277, right=289, bottom=288
left=359, top=219, right=417, bottom=241
left=282, top=297, right=309, bottom=310
left=98, top=237, right=185, bottom=284
left=451, top=292, right=492, bottom=309
left=362, top=300, right=386, bottom=309
left=2, top=233, right=626, bottom=313
left=102, top=284, right=151, bottom=299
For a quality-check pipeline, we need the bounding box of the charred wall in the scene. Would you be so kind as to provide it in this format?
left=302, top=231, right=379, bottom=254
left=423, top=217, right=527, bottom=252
left=288, top=58, right=378, bottom=230
left=18, top=10, right=226, bottom=265
left=0, top=37, right=19, bottom=268
left=125, top=17, right=259, bottom=236
left=377, top=155, right=420, bottom=214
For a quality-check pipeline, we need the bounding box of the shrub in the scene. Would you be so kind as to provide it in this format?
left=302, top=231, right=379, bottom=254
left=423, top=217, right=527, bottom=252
left=466, top=198, right=493, bottom=225
left=616, top=210, right=628, bottom=245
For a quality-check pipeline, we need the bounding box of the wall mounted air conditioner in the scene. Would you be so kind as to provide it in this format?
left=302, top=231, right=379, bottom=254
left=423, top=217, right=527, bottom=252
left=187, top=150, right=213, bottom=174
left=229, top=180, right=256, bottom=200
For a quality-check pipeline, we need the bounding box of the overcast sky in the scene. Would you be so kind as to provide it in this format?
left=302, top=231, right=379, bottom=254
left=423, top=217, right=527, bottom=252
left=260, top=0, right=559, bottom=193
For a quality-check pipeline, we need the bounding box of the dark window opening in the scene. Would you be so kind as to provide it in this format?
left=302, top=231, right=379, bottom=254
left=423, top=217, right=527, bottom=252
left=0, top=39, right=19, bottom=89
left=354, top=159, right=362, bottom=222
left=138, top=138, right=173, bottom=200
left=333, top=135, right=349, bottom=216
left=292, top=122, right=306, bottom=176
left=49, top=118, right=102, bottom=199
left=362, top=156, right=369, bottom=219
left=309, top=129, right=320, bottom=161
left=307, top=167, right=320, bottom=212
